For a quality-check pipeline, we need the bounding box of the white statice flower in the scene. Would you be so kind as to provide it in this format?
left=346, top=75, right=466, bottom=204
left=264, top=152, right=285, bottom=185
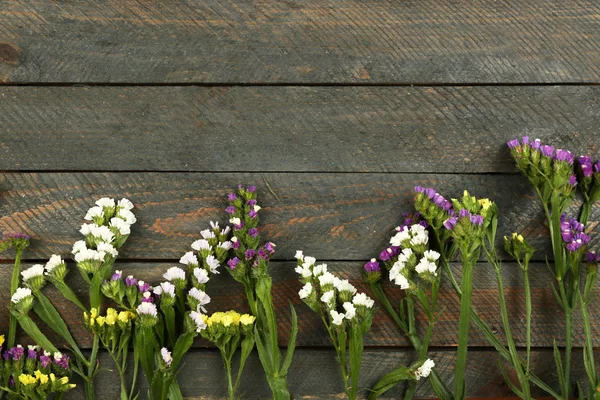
left=90, top=225, right=114, bottom=243
left=318, top=272, right=336, bottom=287
left=389, top=260, right=406, bottom=281
left=110, top=217, right=131, bottom=235
left=137, top=302, right=158, bottom=317
left=179, top=252, right=198, bottom=266
left=80, top=223, right=94, bottom=236
left=414, top=359, right=435, bottom=380
left=334, top=279, right=357, bottom=295
left=189, top=287, right=211, bottom=312
left=229, top=217, right=241, bottom=226
left=410, top=224, right=426, bottom=235
left=209, top=221, right=220, bottom=230
left=160, top=348, right=172, bottom=367
left=200, top=229, right=215, bottom=240
left=397, top=248, right=413, bottom=263
left=321, top=290, right=335, bottom=306
left=330, top=310, right=345, bottom=326
left=74, top=249, right=105, bottom=263
left=21, top=265, right=44, bottom=281
left=295, top=264, right=312, bottom=279
left=303, top=256, right=316, bottom=267
left=142, top=291, right=153, bottom=302
left=189, top=310, right=207, bottom=332
left=45, top=255, right=63, bottom=273
left=11, top=287, right=32, bottom=304
left=394, top=274, right=410, bottom=290
left=220, top=226, right=231, bottom=236
left=96, top=198, right=116, bottom=209
left=352, top=293, right=375, bottom=309
left=415, top=259, right=438, bottom=276
left=97, top=242, right=118, bottom=258
left=191, top=239, right=211, bottom=251
left=312, top=263, right=327, bottom=277
left=410, top=232, right=429, bottom=247
left=218, top=241, right=232, bottom=250
left=72, top=240, right=87, bottom=254
left=390, top=227, right=411, bottom=247
left=117, top=198, right=134, bottom=211
left=205, top=255, right=220, bottom=274
left=84, top=206, right=103, bottom=221
left=294, top=250, right=304, bottom=261
left=154, top=282, right=176, bottom=298
left=163, top=267, right=186, bottom=281
left=117, top=209, right=137, bottom=225
left=298, top=282, right=313, bottom=299
left=193, top=268, right=209, bottom=284
left=423, top=250, right=440, bottom=262
left=343, top=302, right=356, bottom=320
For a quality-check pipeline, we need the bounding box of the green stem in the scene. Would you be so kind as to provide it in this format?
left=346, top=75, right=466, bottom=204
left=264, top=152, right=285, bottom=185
left=8, top=248, right=23, bottom=348
left=84, top=335, right=100, bottom=400
left=523, top=267, right=532, bottom=378
left=580, top=295, right=597, bottom=397
left=453, top=254, right=474, bottom=400
left=580, top=200, right=593, bottom=226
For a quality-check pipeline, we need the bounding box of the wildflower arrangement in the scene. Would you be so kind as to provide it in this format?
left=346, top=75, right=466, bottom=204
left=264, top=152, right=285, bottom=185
left=225, top=185, right=297, bottom=400
left=294, top=252, right=375, bottom=400
left=200, top=310, right=256, bottom=400
left=0, top=335, right=76, bottom=400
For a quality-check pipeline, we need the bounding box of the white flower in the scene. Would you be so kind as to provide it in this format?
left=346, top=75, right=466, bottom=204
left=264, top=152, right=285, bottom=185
left=330, top=310, right=345, bottom=326
left=96, top=198, right=115, bottom=208
left=398, top=248, right=413, bottom=263
left=415, top=259, right=438, bottom=276
left=72, top=240, right=87, bottom=254
left=312, top=263, right=327, bottom=277
left=84, top=206, right=103, bottom=221
left=97, top=242, right=118, bottom=257
left=137, top=302, right=158, bottom=317
left=229, top=217, right=241, bottom=226
left=294, top=265, right=312, bottom=278
left=334, top=279, right=357, bottom=295
left=410, top=224, right=426, bottom=235
left=321, top=290, right=335, bottom=305
left=21, top=265, right=44, bottom=281
left=200, top=229, right=215, bottom=239
left=298, top=282, right=313, bottom=299
left=209, top=221, right=220, bottom=230
left=218, top=241, right=232, bottom=250
left=343, top=302, right=356, bottom=320
left=231, top=237, right=238, bottom=244
left=189, top=311, right=207, bottom=332
left=90, top=225, right=114, bottom=243
left=221, top=226, right=231, bottom=236
left=179, top=252, right=198, bottom=266
left=116, top=209, right=137, bottom=225
left=191, top=239, right=211, bottom=251
left=394, top=274, right=410, bottom=290
left=390, top=227, right=411, bottom=246
left=205, top=255, right=220, bottom=274
left=423, top=250, right=441, bottom=262
left=117, top=198, right=134, bottom=211
left=389, top=261, right=405, bottom=281
left=11, top=287, right=32, bottom=304
left=45, top=255, right=63, bottom=273
left=352, top=293, right=375, bottom=309
left=410, top=232, right=429, bottom=247
left=318, top=272, right=336, bottom=287
left=110, top=217, right=131, bottom=235
left=189, top=287, right=211, bottom=312
left=160, top=348, right=172, bottom=367
left=193, top=268, right=209, bottom=284
left=163, top=267, right=186, bottom=281
left=415, top=358, right=435, bottom=380
left=303, top=256, right=316, bottom=266
left=80, top=223, right=94, bottom=236
left=294, top=250, right=304, bottom=261
left=154, top=282, right=176, bottom=298
left=142, top=291, right=153, bottom=301
left=254, top=205, right=261, bottom=212
left=74, top=249, right=105, bottom=263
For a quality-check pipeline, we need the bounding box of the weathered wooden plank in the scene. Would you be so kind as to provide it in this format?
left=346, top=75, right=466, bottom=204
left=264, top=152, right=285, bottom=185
left=1, top=86, right=599, bottom=172
left=0, top=172, right=594, bottom=261
left=73, top=348, right=595, bottom=399
left=1, top=0, right=600, bottom=84
left=2, top=262, right=597, bottom=349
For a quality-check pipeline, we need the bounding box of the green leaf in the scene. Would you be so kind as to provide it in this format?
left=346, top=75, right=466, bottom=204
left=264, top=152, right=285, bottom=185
left=280, top=304, right=297, bottom=376
left=497, top=358, right=523, bottom=399
left=11, top=310, right=58, bottom=353
left=553, top=340, right=566, bottom=397
left=172, top=331, right=196, bottom=369
left=55, top=281, right=87, bottom=312
left=368, top=365, right=415, bottom=400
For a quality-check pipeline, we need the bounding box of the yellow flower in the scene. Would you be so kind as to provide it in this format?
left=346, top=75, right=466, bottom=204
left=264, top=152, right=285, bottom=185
left=222, top=314, right=234, bottom=327
left=0, top=335, right=4, bottom=347
left=226, top=310, right=241, bottom=326
left=240, top=314, right=255, bottom=326
left=59, top=377, right=70, bottom=385
left=96, top=316, right=106, bottom=327
left=478, top=198, right=492, bottom=211
left=34, top=371, right=49, bottom=385
left=50, top=373, right=56, bottom=382
left=118, top=311, right=134, bottom=323
left=18, top=374, right=37, bottom=385
left=90, top=308, right=98, bottom=319
left=210, top=312, right=224, bottom=326
left=511, top=232, right=524, bottom=242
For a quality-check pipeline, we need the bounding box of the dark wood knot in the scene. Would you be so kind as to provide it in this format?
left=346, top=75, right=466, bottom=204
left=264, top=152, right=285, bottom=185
left=0, top=43, right=20, bottom=64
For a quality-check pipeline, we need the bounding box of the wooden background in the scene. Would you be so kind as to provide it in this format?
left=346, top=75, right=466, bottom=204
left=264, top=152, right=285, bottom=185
left=1, top=0, right=600, bottom=398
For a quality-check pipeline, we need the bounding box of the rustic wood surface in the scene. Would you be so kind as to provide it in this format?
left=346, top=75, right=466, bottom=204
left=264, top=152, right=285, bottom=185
left=1, top=86, right=599, bottom=173
left=1, top=0, right=600, bottom=84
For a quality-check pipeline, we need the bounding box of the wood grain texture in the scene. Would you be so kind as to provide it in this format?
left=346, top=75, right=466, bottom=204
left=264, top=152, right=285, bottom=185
left=69, top=348, right=595, bottom=399
left=2, top=261, right=597, bottom=349
left=0, top=172, right=595, bottom=261
left=1, top=0, right=600, bottom=84
left=1, top=86, right=599, bottom=172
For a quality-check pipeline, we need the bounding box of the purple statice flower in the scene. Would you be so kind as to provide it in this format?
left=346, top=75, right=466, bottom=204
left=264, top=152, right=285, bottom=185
left=458, top=209, right=471, bottom=218
left=40, top=353, right=52, bottom=368
left=470, top=214, right=484, bottom=226
left=555, top=149, right=574, bottom=165
left=570, top=219, right=585, bottom=233
left=585, top=251, right=600, bottom=263
left=568, top=175, right=577, bottom=186
left=522, top=136, right=530, bottom=146
left=379, top=247, right=394, bottom=262
left=264, top=242, right=276, bottom=255
left=4, top=232, right=30, bottom=241
left=247, top=199, right=257, bottom=207
left=125, top=275, right=138, bottom=287
left=228, top=192, right=237, bottom=201
left=225, top=206, right=236, bottom=214
left=579, top=156, right=594, bottom=177
left=54, top=353, right=70, bottom=369
left=419, top=220, right=430, bottom=228
left=507, top=138, right=520, bottom=149
left=234, top=221, right=244, bottom=230
left=414, top=186, right=426, bottom=194
left=595, top=161, right=600, bottom=173
left=232, top=239, right=240, bottom=250
left=111, top=271, right=122, bottom=281
left=227, top=257, right=240, bottom=270
left=248, top=209, right=258, bottom=219
left=443, top=217, right=457, bottom=230
left=247, top=186, right=256, bottom=193
left=244, top=249, right=256, bottom=260
left=531, top=139, right=541, bottom=150
left=141, top=293, right=154, bottom=303
left=248, top=228, right=259, bottom=237
left=9, top=346, right=24, bottom=361
left=257, top=249, right=268, bottom=260
left=424, top=188, right=436, bottom=199
left=364, top=259, right=381, bottom=273
left=561, top=228, right=574, bottom=243
left=27, top=348, right=38, bottom=359
left=138, top=281, right=151, bottom=293
left=540, top=145, right=554, bottom=158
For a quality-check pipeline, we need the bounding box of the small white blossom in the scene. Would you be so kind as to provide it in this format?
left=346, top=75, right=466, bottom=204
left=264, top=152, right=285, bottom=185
left=415, top=259, right=438, bottom=276
left=189, top=287, right=211, bottom=312
left=394, top=274, right=410, bottom=290
left=205, top=255, right=220, bottom=274
left=229, top=217, right=241, bottom=226
left=72, top=240, right=87, bottom=254
left=193, top=268, right=209, bottom=284
left=189, top=310, right=207, bottom=332
left=220, top=226, right=231, bottom=236
left=163, top=267, right=186, bottom=281
left=321, top=290, right=335, bottom=305
left=117, top=198, right=134, bottom=211
left=410, top=224, right=426, bottom=235
left=154, top=282, right=176, bottom=298
left=423, top=250, right=441, bottom=262
left=352, top=293, right=375, bottom=309
left=90, top=225, right=114, bottom=243
left=96, top=198, right=116, bottom=209
left=142, top=291, right=153, bottom=301
left=303, top=256, right=316, bottom=266
left=136, top=302, right=157, bottom=317
left=415, top=359, right=435, bottom=380
left=191, top=239, right=211, bottom=251
left=21, top=265, right=44, bottom=281
left=110, top=217, right=131, bottom=235
left=294, top=250, right=304, bottom=261
left=312, top=264, right=327, bottom=277
left=389, top=261, right=405, bottom=281
left=209, top=221, right=220, bottom=230
left=343, top=302, right=356, bottom=320
left=330, top=310, right=345, bottom=326
left=334, top=279, right=357, bottom=295
left=45, top=255, right=63, bottom=273
left=254, top=205, right=261, bottom=212
left=80, top=223, right=94, bottom=236
left=200, top=229, right=215, bottom=240
left=295, top=265, right=312, bottom=278
left=318, top=272, right=336, bottom=287
left=84, top=206, right=103, bottom=221
left=74, top=249, right=106, bottom=263
left=161, top=348, right=172, bottom=367
left=218, top=241, right=232, bottom=250
left=398, top=248, right=413, bottom=263
left=117, top=209, right=137, bottom=225
left=390, top=227, right=411, bottom=247
left=11, top=287, right=32, bottom=304
left=179, top=252, right=198, bottom=266
left=410, top=232, right=429, bottom=247
left=97, top=242, right=118, bottom=258
left=298, top=282, right=313, bottom=299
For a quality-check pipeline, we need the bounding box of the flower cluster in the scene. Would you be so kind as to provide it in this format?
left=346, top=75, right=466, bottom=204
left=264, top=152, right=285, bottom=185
left=414, top=187, right=455, bottom=231
left=560, top=214, right=590, bottom=254
left=201, top=311, right=256, bottom=340
left=0, top=233, right=30, bottom=253
left=413, top=358, right=435, bottom=380
left=504, top=232, right=535, bottom=265
left=84, top=308, right=136, bottom=348
left=181, top=221, right=231, bottom=287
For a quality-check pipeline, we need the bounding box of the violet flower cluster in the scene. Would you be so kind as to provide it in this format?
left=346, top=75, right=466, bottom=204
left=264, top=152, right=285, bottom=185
left=560, top=214, right=590, bottom=253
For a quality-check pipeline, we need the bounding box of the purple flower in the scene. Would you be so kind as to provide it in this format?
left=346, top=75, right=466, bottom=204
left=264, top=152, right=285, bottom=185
left=138, top=281, right=151, bottom=292
left=540, top=145, right=554, bottom=158
left=570, top=219, right=584, bottom=233
left=27, top=348, right=38, bottom=359
left=40, top=354, right=52, bottom=368
left=234, top=221, right=244, bottom=230
left=507, top=139, right=520, bottom=149
left=232, top=240, right=240, bottom=250
left=470, top=214, right=484, bottom=226
left=561, top=229, right=573, bottom=243
left=228, top=257, right=241, bottom=270
left=247, top=199, right=257, bottom=207
left=531, top=139, right=541, bottom=150
left=54, top=353, right=70, bottom=369
left=443, top=217, right=457, bottom=230
left=257, top=249, right=268, bottom=260
left=248, top=209, right=258, bottom=219
left=4, top=232, right=30, bottom=241
left=264, top=242, right=276, bottom=254
left=424, top=188, right=436, bottom=199
left=379, top=248, right=393, bottom=262
left=247, top=186, right=256, bottom=193
left=585, top=251, right=600, bottom=263
left=364, top=259, right=381, bottom=273
left=111, top=271, right=122, bottom=281
left=522, top=136, right=530, bottom=146
left=414, top=186, right=425, bottom=194
left=225, top=206, right=236, bottom=214
left=568, top=175, right=577, bottom=186
left=555, top=149, right=574, bottom=164
left=459, top=209, right=471, bottom=218
left=125, top=275, right=138, bottom=287
left=244, top=249, right=256, bottom=260
left=248, top=228, right=259, bottom=237
left=573, top=232, right=591, bottom=245
left=595, top=161, right=600, bottom=173
left=419, top=220, right=429, bottom=228
left=228, top=193, right=237, bottom=201
left=580, top=158, right=594, bottom=178
left=141, top=295, right=154, bottom=303
left=566, top=242, right=582, bottom=252
left=9, top=346, right=24, bottom=361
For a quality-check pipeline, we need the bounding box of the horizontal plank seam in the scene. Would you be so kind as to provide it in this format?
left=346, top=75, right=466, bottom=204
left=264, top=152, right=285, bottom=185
left=0, top=170, right=521, bottom=175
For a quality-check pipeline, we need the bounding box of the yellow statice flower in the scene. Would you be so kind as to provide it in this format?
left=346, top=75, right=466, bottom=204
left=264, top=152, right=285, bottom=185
left=118, top=310, right=135, bottom=323
left=90, top=308, right=99, bottom=319
left=50, top=373, right=56, bottom=382
left=18, top=374, right=38, bottom=385
left=34, top=370, right=49, bottom=384
left=240, top=314, right=255, bottom=326
left=0, top=335, right=4, bottom=347
left=96, top=316, right=106, bottom=327
left=59, top=376, right=70, bottom=385
left=105, top=308, right=118, bottom=325
left=478, top=198, right=493, bottom=212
